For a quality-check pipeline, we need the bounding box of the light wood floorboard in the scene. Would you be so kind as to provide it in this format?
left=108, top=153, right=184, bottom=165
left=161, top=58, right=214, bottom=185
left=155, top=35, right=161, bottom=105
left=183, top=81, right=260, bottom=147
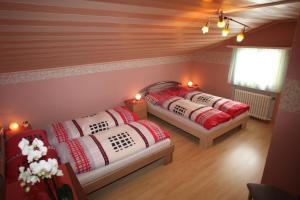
left=88, top=114, right=272, bottom=200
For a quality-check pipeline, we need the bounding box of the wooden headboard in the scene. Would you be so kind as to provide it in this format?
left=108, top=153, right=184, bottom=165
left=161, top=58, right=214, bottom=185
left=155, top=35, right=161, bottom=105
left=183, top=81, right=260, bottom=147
left=138, top=81, right=181, bottom=96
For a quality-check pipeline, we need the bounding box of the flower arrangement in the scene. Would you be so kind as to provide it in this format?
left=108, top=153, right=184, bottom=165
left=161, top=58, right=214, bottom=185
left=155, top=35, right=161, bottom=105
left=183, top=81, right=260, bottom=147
left=18, top=138, right=63, bottom=193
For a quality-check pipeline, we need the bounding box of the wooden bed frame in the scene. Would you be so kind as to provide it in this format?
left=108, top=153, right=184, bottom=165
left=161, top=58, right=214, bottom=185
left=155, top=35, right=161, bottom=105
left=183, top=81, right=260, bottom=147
left=0, top=128, right=174, bottom=196
left=82, top=143, right=174, bottom=194
left=149, top=106, right=248, bottom=148
left=140, top=81, right=249, bottom=149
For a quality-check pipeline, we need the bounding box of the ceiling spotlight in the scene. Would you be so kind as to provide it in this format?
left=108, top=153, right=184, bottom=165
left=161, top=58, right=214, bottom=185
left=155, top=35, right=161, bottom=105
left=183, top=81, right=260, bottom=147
left=202, top=22, right=209, bottom=34
left=217, top=11, right=225, bottom=28
left=237, top=27, right=246, bottom=42
left=222, top=20, right=230, bottom=37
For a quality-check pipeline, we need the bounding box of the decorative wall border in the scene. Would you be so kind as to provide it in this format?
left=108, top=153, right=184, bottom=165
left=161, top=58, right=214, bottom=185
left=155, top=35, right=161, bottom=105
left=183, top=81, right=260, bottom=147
left=192, top=51, right=232, bottom=65
left=0, top=55, right=191, bottom=85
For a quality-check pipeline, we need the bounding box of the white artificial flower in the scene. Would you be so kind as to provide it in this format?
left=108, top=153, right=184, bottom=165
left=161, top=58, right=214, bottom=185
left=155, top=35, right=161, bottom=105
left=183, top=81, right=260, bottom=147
left=18, top=138, right=30, bottom=156
left=18, top=139, right=62, bottom=187
left=19, top=166, right=25, bottom=173
left=40, top=146, right=48, bottom=156
left=18, top=167, right=33, bottom=184
left=21, top=145, right=33, bottom=157
left=29, top=175, right=40, bottom=184
left=29, top=161, right=41, bottom=175
left=18, top=138, right=29, bottom=150
left=48, top=158, right=60, bottom=176
left=27, top=149, right=42, bottom=163
left=32, top=138, right=44, bottom=148
left=56, top=169, right=63, bottom=177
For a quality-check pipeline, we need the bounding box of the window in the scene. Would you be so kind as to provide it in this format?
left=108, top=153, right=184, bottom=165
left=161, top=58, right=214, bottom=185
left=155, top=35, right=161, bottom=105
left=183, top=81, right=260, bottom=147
left=228, top=48, right=288, bottom=93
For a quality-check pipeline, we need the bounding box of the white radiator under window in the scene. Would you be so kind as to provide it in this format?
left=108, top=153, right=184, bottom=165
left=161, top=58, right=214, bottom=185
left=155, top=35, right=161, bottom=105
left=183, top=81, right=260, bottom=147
left=234, top=89, right=275, bottom=120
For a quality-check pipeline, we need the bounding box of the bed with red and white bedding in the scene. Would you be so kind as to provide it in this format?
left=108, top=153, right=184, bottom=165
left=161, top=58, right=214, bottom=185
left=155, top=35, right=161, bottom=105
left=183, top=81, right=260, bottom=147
left=55, top=120, right=170, bottom=174
left=143, top=81, right=249, bottom=148
left=43, top=107, right=173, bottom=192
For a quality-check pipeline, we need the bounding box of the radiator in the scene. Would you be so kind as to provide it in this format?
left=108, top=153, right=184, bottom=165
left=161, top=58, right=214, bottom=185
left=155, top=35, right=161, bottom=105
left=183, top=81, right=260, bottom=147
left=234, top=89, right=275, bottom=120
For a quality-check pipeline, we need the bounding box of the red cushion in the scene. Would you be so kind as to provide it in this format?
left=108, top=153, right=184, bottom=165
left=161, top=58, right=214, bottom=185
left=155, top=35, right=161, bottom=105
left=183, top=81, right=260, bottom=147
left=147, top=92, right=173, bottom=105
left=5, top=129, right=50, bottom=160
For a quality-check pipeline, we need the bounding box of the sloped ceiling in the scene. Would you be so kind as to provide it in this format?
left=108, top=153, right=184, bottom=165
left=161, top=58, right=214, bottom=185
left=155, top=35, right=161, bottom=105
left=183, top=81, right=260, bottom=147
left=0, top=0, right=300, bottom=73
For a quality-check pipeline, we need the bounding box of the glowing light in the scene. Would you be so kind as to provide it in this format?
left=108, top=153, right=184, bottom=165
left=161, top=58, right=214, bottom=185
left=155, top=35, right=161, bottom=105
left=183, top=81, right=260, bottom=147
left=135, top=93, right=142, bottom=101
left=217, top=20, right=225, bottom=28
left=222, top=28, right=229, bottom=37
left=202, top=25, right=209, bottom=34
left=9, top=122, right=19, bottom=131
left=222, top=20, right=230, bottom=37
left=201, top=21, right=209, bottom=34
left=217, top=11, right=225, bottom=28
left=187, top=81, right=193, bottom=87
left=237, top=28, right=245, bottom=42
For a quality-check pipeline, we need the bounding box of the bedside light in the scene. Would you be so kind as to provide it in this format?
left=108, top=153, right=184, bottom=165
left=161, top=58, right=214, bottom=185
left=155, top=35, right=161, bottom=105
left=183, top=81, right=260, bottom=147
left=187, top=81, right=193, bottom=87
left=135, top=93, right=142, bottom=101
left=9, top=122, right=20, bottom=131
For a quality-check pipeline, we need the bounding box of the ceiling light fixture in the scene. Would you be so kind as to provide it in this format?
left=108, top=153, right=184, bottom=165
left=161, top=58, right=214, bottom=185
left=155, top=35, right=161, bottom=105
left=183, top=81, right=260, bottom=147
left=202, top=21, right=209, bottom=34
left=222, top=19, right=230, bottom=37
left=217, top=11, right=225, bottom=28
left=237, top=27, right=246, bottom=42
left=202, top=10, right=249, bottom=43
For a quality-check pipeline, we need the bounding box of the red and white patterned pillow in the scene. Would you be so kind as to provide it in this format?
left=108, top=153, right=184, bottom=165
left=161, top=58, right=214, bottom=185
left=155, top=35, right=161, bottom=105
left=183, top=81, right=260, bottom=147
left=46, top=106, right=139, bottom=145
left=162, top=86, right=190, bottom=97
left=145, top=92, right=173, bottom=105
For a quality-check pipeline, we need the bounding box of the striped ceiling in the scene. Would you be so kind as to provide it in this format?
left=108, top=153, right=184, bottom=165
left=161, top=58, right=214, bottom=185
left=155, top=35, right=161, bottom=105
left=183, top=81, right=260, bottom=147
left=0, top=0, right=300, bottom=73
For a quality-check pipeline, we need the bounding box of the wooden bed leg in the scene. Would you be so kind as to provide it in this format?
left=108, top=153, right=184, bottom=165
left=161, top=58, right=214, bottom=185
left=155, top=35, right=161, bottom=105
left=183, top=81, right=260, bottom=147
left=164, top=145, right=174, bottom=165
left=241, top=121, right=247, bottom=130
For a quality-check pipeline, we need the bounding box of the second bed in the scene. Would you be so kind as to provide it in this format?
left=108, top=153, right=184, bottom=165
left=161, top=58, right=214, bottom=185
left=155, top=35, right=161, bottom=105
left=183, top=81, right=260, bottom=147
left=140, top=81, right=249, bottom=148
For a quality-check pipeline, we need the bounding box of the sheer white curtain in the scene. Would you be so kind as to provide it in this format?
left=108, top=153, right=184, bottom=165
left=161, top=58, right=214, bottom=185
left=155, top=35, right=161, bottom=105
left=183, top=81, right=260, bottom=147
left=228, top=48, right=289, bottom=93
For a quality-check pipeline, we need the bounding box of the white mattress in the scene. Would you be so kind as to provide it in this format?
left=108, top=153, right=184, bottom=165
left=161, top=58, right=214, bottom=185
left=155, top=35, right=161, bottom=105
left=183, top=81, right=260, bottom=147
left=77, top=138, right=171, bottom=185
left=148, top=103, right=249, bottom=135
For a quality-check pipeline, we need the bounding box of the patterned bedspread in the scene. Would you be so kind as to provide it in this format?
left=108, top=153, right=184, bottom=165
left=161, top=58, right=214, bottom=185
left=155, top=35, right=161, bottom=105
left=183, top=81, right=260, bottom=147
left=46, top=106, right=138, bottom=145
left=162, top=96, right=231, bottom=130
left=185, top=91, right=249, bottom=118
left=55, top=120, right=170, bottom=174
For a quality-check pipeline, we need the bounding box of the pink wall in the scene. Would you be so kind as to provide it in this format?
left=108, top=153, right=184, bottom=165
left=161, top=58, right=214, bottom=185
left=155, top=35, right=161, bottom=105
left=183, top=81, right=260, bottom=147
left=262, top=15, right=300, bottom=196
left=192, top=21, right=297, bottom=98
left=0, top=61, right=192, bottom=128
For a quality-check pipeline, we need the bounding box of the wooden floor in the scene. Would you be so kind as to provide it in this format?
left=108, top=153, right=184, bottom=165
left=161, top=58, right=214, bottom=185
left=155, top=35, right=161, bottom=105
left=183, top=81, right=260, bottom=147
left=88, top=115, right=272, bottom=200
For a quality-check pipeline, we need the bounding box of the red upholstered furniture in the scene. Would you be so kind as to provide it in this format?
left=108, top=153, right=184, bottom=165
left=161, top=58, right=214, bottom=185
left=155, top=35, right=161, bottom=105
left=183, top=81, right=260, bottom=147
left=5, top=163, right=87, bottom=200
